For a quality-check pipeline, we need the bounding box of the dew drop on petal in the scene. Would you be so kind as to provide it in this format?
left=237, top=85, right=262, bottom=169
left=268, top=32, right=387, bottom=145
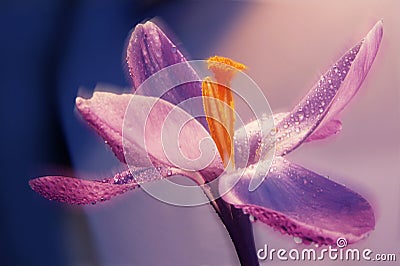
left=249, top=214, right=255, bottom=223
left=294, top=236, right=303, bottom=244
left=298, top=112, right=304, bottom=121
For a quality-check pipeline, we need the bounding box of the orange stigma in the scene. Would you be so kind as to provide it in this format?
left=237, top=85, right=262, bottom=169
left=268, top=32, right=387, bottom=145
left=202, top=56, right=246, bottom=169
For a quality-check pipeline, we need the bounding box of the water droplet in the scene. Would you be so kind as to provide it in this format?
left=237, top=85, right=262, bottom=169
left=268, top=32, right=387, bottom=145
left=155, top=49, right=163, bottom=58
left=249, top=215, right=255, bottom=223
left=294, top=236, right=303, bottom=244
left=167, top=169, right=172, bottom=176
left=319, top=108, right=324, bottom=113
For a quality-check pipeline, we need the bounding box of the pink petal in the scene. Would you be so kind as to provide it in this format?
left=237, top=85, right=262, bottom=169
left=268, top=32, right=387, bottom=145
left=29, top=170, right=139, bottom=205
left=233, top=114, right=342, bottom=168
left=123, top=95, right=223, bottom=181
left=29, top=166, right=209, bottom=205
left=220, top=157, right=375, bottom=245
left=127, top=23, right=203, bottom=103
left=75, top=92, right=131, bottom=163
left=76, top=92, right=222, bottom=179
left=274, top=21, right=383, bottom=156
left=304, top=119, right=342, bottom=142
left=274, top=112, right=342, bottom=142
left=324, top=20, right=383, bottom=124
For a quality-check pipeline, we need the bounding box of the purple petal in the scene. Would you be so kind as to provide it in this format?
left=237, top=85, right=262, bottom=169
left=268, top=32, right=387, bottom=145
left=126, top=21, right=204, bottom=112
left=75, top=92, right=131, bottom=163
left=30, top=166, right=211, bottom=205
left=220, top=157, right=375, bottom=245
left=274, top=112, right=342, bottom=142
left=234, top=118, right=274, bottom=168
left=274, top=21, right=383, bottom=156
left=305, top=119, right=342, bottom=142
left=123, top=95, right=223, bottom=181
left=233, top=114, right=341, bottom=169
left=29, top=170, right=140, bottom=205
left=76, top=91, right=222, bottom=179
left=323, top=20, right=383, bottom=124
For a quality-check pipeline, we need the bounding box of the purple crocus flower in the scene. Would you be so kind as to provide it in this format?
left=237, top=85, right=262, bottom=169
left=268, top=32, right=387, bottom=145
left=30, top=20, right=383, bottom=264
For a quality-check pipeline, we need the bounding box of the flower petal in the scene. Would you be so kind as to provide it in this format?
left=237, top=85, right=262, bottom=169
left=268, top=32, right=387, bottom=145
left=274, top=112, right=342, bottom=142
left=274, top=21, right=383, bottom=156
left=126, top=21, right=203, bottom=107
left=76, top=91, right=222, bottom=179
left=220, top=157, right=375, bottom=245
left=29, top=167, right=193, bottom=205
left=75, top=91, right=131, bottom=163
left=234, top=118, right=275, bottom=168
left=234, top=113, right=342, bottom=168
left=123, top=94, right=223, bottom=181
left=323, top=20, right=383, bottom=125
left=304, top=119, right=342, bottom=142
left=29, top=170, right=140, bottom=205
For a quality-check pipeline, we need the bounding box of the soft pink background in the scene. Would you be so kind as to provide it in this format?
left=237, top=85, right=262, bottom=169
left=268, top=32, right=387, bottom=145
left=68, top=1, right=399, bottom=265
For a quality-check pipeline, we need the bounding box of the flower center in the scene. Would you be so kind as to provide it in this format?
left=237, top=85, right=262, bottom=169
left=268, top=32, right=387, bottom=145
left=202, top=56, right=246, bottom=170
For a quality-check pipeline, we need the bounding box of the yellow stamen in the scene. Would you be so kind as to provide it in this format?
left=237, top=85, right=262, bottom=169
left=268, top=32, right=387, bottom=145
left=202, top=56, right=246, bottom=169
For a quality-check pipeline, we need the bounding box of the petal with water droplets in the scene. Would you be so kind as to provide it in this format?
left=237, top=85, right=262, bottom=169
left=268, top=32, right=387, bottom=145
left=29, top=167, right=199, bottom=205
left=126, top=21, right=206, bottom=125
left=123, top=94, right=222, bottom=181
left=220, top=157, right=375, bottom=245
left=234, top=114, right=342, bottom=168
left=29, top=170, right=140, bottom=205
left=76, top=92, right=222, bottom=179
left=75, top=92, right=131, bottom=163
left=304, top=119, right=342, bottom=142
left=274, top=112, right=342, bottom=143
left=274, top=21, right=383, bottom=156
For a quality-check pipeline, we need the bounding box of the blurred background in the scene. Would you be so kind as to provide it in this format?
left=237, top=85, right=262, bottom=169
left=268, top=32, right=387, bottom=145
left=1, top=0, right=399, bottom=265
